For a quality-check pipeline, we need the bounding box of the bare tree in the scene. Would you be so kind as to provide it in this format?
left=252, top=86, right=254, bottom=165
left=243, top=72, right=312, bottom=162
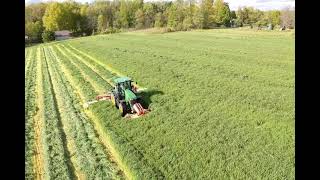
left=280, top=6, right=295, bottom=29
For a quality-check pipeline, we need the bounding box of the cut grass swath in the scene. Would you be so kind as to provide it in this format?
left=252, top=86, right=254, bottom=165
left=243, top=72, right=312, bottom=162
left=40, top=46, right=74, bottom=179
left=47, top=46, right=124, bottom=179
left=33, top=45, right=46, bottom=180
left=25, top=46, right=39, bottom=179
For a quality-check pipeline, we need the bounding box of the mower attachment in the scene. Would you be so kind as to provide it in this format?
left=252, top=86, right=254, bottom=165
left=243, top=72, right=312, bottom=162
left=83, top=92, right=111, bottom=109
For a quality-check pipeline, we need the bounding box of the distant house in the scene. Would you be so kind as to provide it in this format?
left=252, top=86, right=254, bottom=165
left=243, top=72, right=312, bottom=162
left=54, top=30, right=72, bottom=40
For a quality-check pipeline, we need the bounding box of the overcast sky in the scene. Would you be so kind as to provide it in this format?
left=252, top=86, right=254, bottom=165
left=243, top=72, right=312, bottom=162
left=25, top=0, right=295, bottom=11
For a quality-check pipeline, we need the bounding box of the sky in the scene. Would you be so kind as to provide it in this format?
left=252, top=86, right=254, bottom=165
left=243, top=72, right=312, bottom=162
left=25, top=0, right=295, bottom=11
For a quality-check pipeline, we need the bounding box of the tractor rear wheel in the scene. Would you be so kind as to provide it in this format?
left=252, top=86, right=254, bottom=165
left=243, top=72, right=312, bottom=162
left=119, top=102, right=127, bottom=117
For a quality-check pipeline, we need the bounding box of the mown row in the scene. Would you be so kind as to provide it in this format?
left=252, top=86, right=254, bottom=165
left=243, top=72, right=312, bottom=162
left=46, top=45, right=124, bottom=179
left=25, top=44, right=126, bottom=179
left=25, top=46, right=37, bottom=179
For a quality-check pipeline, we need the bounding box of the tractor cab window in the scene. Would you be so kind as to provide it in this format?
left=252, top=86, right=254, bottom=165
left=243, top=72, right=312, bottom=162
left=123, top=81, right=131, bottom=90
left=120, top=83, right=124, bottom=89
left=117, top=83, right=124, bottom=96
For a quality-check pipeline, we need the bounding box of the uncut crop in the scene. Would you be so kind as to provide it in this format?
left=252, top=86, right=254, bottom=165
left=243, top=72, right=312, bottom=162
left=25, top=29, right=294, bottom=179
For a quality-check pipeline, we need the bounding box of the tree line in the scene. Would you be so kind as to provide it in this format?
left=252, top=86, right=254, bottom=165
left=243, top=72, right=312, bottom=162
left=25, top=0, right=295, bottom=43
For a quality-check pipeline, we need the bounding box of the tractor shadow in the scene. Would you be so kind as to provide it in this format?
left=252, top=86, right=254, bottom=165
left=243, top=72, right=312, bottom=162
left=137, top=90, right=164, bottom=109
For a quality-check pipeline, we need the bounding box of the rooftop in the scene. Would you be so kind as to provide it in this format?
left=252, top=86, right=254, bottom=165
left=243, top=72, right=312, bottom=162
left=113, top=77, right=132, bottom=84
left=54, top=30, right=71, bottom=36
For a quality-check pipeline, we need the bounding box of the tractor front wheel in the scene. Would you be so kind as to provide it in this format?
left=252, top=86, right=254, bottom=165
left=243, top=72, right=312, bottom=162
left=119, top=102, right=127, bottom=117
left=111, top=93, right=118, bottom=109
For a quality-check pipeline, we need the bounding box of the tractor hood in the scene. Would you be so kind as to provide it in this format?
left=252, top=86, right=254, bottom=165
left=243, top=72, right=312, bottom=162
left=124, top=89, right=137, bottom=101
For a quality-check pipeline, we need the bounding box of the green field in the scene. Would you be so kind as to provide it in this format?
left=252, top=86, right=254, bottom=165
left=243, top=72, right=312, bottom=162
left=25, top=29, right=295, bottom=179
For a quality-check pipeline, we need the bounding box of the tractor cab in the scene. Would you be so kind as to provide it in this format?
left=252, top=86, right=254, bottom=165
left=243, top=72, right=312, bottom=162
left=113, top=77, right=134, bottom=98
left=111, top=77, right=144, bottom=116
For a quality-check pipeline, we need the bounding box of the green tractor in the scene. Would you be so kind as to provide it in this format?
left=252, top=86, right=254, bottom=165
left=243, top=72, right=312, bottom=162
left=83, top=76, right=148, bottom=118
left=110, top=77, right=147, bottom=117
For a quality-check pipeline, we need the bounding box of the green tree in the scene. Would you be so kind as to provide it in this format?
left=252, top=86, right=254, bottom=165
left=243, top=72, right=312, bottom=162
left=183, top=0, right=196, bottom=30
left=183, top=16, right=194, bottom=30
left=114, top=11, right=122, bottom=29
left=119, top=0, right=129, bottom=28
left=42, top=30, right=55, bottom=42
left=267, top=10, right=281, bottom=27
left=63, top=1, right=82, bottom=32
left=25, top=21, right=43, bottom=42
left=143, top=3, right=156, bottom=28
left=236, top=7, right=262, bottom=27
left=83, top=3, right=98, bottom=34
left=26, top=0, right=290, bottom=35
left=43, top=1, right=82, bottom=32
left=230, top=10, right=237, bottom=27
left=255, top=12, right=268, bottom=28
left=236, top=7, right=251, bottom=26
left=199, top=0, right=214, bottom=28
left=193, top=6, right=204, bottom=29
left=133, top=0, right=144, bottom=10
left=131, top=0, right=144, bottom=27
left=105, top=3, right=115, bottom=28
left=135, top=9, right=145, bottom=29
left=167, top=0, right=185, bottom=30
left=42, top=2, right=64, bottom=31
left=25, top=3, right=48, bottom=23
left=249, top=8, right=263, bottom=27
left=154, top=12, right=165, bottom=28
left=97, top=14, right=107, bottom=33
left=79, top=4, right=91, bottom=35
left=167, top=4, right=179, bottom=30
left=212, top=0, right=231, bottom=27
left=230, top=10, right=236, bottom=19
